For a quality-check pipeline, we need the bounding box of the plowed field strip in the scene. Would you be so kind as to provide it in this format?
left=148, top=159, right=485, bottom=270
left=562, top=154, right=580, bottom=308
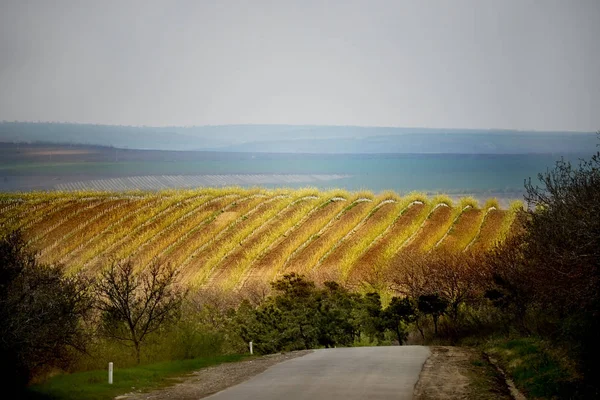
left=39, top=199, right=133, bottom=263
left=130, top=195, right=239, bottom=267
left=284, top=199, right=374, bottom=277
left=155, top=196, right=246, bottom=267
left=113, top=195, right=213, bottom=263
left=468, top=209, right=508, bottom=252
left=315, top=200, right=395, bottom=268
left=203, top=197, right=301, bottom=288
left=27, top=199, right=110, bottom=249
left=436, top=208, right=484, bottom=251
left=0, top=200, right=52, bottom=228
left=0, top=200, right=22, bottom=216
left=84, top=193, right=205, bottom=272
left=347, top=202, right=429, bottom=285
left=210, top=197, right=320, bottom=290
left=21, top=200, right=89, bottom=241
left=240, top=197, right=346, bottom=290
left=181, top=197, right=290, bottom=286
left=402, top=205, right=454, bottom=253
left=121, top=196, right=217, bottom=263
left=35, top=199, right=124, bottom=251
left=318, top=201, right=401, bottom=279
left=169, top=195, right=270, bottom=275
left=12, top=200, right=76, bottom=230
left=64, top=197, right=159, bottom=268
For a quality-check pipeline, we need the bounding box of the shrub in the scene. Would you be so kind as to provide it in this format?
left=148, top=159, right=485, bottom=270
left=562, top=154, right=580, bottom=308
left=0, top=230, right=93, bottom=392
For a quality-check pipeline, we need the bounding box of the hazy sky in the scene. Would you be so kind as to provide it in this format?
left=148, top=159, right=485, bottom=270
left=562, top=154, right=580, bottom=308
left=1, top=0, right=599, bottom=131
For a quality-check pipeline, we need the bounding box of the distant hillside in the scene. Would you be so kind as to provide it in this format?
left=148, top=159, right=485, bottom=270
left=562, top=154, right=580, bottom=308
left=1, top=122, right=596, bottom=154
left=0, top=188, right=521, bottom=292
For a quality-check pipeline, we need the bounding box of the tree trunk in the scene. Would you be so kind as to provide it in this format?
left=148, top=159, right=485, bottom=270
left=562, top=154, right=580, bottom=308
left=415, top=318, right=425, bottom=340
left=395, top=326, right=403, bottom=345
left=134, top=341, right=141, bottom=365
left=451, top=302, right=459, bottom=323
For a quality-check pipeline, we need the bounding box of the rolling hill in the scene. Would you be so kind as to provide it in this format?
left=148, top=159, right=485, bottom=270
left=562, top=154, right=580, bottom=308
left=0, top=188, right=521, bottom=292
left=1, top=122, right=596, bottom=154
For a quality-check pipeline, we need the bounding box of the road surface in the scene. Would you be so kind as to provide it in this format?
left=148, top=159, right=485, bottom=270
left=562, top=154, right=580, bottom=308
left=206, top=346, right=431, bottom=400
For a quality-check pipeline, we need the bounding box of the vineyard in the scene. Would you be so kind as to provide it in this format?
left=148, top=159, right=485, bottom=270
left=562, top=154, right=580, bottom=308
left=0, top=188, right=522, bottom=292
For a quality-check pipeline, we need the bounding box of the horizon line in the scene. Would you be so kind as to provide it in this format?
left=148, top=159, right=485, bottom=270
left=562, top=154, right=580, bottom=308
left=0, top=120, right=597, bottom=134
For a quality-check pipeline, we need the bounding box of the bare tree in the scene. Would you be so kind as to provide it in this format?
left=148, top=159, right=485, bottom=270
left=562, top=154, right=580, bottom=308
left=521, top=140, right=600, bottom=384
left=95, top=259, right=185, bottom=364
left=388, top=250, right=488, bottom=337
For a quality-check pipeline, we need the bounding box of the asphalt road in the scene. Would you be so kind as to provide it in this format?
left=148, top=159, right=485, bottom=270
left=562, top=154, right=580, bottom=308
left=206, top=346, right=431, bottom=400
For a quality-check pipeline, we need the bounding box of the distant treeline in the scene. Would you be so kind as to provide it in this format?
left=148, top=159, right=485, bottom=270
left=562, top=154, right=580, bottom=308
left=1, top=121, right=596, bottom=154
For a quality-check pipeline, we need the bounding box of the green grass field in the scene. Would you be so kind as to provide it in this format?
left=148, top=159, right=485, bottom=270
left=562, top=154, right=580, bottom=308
left=28, top=354, right=247, bottom=400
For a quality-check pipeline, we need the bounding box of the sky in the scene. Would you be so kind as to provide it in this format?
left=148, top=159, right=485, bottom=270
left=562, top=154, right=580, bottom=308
left=0, top=0, right=599, bottom=131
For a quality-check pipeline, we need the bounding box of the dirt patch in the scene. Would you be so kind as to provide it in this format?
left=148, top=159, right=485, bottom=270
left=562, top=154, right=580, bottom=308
left=116, top=351, right=312, bottom=400
left=414, top=346, right=512, bottom=400
left=213, top=211, right=239, bottom=227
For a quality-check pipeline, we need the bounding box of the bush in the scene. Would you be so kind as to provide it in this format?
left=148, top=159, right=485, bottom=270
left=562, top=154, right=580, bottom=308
left=485, top=140, right=600, bottom=394
left=235, top=274, right=389, bottom=353
left=0, top=230, right=93, bottom=392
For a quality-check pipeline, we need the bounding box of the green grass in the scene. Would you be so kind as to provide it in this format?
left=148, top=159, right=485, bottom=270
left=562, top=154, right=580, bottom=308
left=29, top=354, right=247, bottom=400
left=484, top=337, right=580, bottom=399
left=465, top=352, right=512, bottom=400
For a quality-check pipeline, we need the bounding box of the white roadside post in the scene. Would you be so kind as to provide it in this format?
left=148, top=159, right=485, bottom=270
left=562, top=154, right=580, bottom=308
left=249, top=341, right=253, bottom=355
left=108, top=362, right=113, bottom=384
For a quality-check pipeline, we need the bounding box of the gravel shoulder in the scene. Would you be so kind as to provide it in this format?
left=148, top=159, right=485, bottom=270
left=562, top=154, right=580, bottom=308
left=116, top=351, right=312, bottom=400
left=413, top=346, right=513, bottom=400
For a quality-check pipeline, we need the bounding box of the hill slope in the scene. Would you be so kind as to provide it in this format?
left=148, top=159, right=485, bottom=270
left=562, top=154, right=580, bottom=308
left=1, top=122, right=596, bottom=154
left=0, top=188, right=521, bottom=291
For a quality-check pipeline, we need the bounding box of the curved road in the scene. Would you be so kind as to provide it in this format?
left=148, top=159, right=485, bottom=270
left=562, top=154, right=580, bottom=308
left=206, top=346, right=431, bottom=400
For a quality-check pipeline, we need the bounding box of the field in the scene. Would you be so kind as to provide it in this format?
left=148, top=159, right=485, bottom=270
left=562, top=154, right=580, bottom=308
left=0, top=188, right=522, bottom=291
left=1, top=142, right=562, bottom=206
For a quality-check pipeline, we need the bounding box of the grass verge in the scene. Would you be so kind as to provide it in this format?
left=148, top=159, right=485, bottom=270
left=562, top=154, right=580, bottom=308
left=465, top=351, right=513, bottom=400
left=484, top=337, right=581, bottom=399
left=28, top=354, right=247, bottom=400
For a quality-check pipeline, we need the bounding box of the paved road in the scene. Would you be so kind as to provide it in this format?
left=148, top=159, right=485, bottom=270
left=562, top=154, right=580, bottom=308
left=206, top=346, right=431, bottom=400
